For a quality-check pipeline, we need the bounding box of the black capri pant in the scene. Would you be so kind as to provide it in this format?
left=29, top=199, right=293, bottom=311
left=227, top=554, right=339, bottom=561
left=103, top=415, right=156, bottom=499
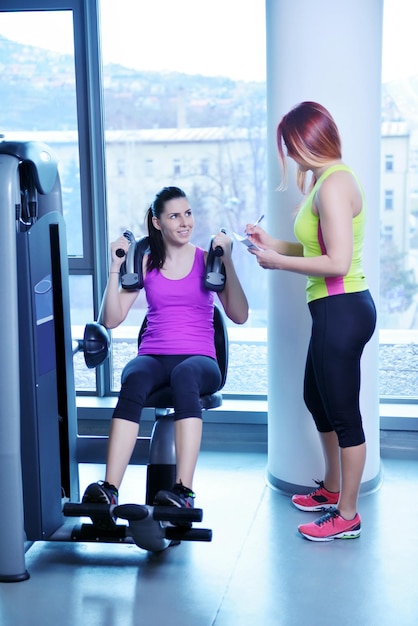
left=303, top=290, right=376, bottom=448
left=112, top=354, right=222, bottom=424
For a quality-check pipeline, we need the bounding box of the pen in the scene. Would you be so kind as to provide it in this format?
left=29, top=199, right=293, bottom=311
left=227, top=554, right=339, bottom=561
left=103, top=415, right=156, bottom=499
left=246, top=214, right=264, bottom=237
left=253, top=214, right=264, bottom=227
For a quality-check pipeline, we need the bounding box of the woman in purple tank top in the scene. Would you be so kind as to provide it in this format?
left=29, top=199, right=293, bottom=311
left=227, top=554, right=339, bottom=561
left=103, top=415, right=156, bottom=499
left=82, top=186, right=248, bottom=517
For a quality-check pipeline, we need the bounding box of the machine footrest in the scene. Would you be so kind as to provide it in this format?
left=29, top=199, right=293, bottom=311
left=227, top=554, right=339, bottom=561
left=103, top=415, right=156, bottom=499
left=63, top=501, right=212, bottom=549
left=152, top=505, right=203, bottom=524
left=63, top=502, right=203, bottom=524
left=165, top=527, right=212, bottom=542
left=70, top=523, right=128, bottom=543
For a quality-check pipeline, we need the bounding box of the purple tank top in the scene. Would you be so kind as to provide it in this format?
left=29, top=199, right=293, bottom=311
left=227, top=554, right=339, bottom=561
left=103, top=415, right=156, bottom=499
left=138, top=246, right=216, bottom=358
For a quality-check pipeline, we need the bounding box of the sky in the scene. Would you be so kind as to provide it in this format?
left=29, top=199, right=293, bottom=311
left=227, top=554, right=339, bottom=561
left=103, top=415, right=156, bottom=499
left=381, top=0, right=418, bottom=81
left=0, top=0, right=266, bottom=81
left=0, top=0, right=417, bottom=83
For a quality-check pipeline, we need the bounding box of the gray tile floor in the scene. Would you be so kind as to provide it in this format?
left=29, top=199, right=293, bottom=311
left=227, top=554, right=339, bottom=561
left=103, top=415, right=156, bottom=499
left=1, top=449, right=418, bottom=626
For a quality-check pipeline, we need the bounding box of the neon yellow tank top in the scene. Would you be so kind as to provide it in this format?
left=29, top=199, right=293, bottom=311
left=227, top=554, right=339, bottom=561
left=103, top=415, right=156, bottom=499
left=293, top=164, right=368, bottom=303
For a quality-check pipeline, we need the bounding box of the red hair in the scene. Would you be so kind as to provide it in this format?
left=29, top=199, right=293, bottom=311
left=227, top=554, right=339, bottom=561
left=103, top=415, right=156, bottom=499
left=277, top=101, right=342, bottom=193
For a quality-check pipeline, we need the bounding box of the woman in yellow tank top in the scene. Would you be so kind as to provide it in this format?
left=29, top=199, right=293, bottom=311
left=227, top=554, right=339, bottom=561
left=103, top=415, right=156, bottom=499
left=246, top=101, right=376, bottom=542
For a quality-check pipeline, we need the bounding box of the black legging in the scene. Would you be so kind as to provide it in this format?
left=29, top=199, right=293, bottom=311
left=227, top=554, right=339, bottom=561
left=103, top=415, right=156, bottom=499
left=303, top=290, right=376, bottom=448
left=112, top=354, right=222, bottom=424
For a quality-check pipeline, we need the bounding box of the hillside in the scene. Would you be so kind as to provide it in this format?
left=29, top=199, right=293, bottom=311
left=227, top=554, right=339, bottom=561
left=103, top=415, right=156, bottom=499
left=2, top=34, right=413, bottom=135
left=0, top=35, right=265, bottom=132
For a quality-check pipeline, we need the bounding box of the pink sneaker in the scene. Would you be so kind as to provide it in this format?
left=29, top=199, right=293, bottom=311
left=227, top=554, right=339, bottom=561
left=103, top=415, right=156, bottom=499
left=292, top=480, right=339, bottom=511
left=298, top=508, right=361, bottom=542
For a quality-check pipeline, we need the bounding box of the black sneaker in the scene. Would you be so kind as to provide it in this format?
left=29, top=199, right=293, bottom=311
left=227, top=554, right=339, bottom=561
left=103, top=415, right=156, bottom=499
left=82, top=480, right=119, bottom=505
left=153, top=481, right=195, bottom=509
left=153, top=482, right=195, bottom=529
left=82, top=481, right=119, bottom=530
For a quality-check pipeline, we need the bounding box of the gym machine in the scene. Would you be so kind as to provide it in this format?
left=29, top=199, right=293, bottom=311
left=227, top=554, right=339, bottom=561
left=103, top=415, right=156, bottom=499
left=0, top=142, right=227, bottom=581
left=0, top=140, right=77, bottom=581
left=63, top=230, right=228, bottom=549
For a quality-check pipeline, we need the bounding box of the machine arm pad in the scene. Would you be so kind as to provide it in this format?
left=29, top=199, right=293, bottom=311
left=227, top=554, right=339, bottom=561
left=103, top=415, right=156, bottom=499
left=119, top=230, right=227, bottom=292
left=120, top=232, right=150, bottom=290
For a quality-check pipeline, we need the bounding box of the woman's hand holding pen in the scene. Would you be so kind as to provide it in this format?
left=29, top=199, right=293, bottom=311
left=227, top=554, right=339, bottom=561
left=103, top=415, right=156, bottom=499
left=245, top=219, right=288, bottom=270
left=245, top=221, right=275, bottom=251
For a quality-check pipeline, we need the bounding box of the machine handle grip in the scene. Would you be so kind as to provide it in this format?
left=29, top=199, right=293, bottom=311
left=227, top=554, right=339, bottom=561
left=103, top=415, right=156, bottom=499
left=115, top=230, right=135, bottom=258
left=214, top=227, right=227, bottom=256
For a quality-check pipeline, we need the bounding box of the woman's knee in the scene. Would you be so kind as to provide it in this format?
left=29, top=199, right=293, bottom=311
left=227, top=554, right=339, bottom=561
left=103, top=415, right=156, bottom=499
left=112, top=396, right=143, bottom=424
left=172, top=357, right=221, bottom=393
left=171, top=359, right=199, bottom=386
left=174, top=412, right=202, bottom=422
left=115, top=357, right=161, bottom=423
left=121, top=356, right=154, bottom=385
left=337, top=423, right=365, bottom=448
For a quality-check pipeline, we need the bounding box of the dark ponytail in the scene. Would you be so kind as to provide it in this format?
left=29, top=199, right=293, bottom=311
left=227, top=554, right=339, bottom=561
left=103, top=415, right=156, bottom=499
left=146, top=186, right=187, bottom=271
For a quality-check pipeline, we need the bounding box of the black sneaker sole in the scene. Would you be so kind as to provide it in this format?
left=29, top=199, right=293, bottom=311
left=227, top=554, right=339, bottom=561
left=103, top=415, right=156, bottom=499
left=82, top=485, right=118, bottom=530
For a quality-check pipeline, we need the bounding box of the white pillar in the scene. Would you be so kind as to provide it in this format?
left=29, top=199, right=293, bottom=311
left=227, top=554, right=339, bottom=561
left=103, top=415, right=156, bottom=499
left=266, top=0, right=383, bottom=493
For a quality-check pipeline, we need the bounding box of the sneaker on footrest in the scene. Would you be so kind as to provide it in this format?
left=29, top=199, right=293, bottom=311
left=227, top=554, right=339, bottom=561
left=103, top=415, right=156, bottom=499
left=292, top=479, right=339, bottom=512
left=153, top=482, right=195, bottom=528
left=82, top=481, right=119, bottom=530
left=82, top=480, right=119, bottom=505
left=153, top=481, right=195, bottom=509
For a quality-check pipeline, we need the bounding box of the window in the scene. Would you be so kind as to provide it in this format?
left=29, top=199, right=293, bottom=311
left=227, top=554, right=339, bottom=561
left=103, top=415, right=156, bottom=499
left=99, top=0, right=268, bottom=396
left=385, top=190, right=394, bottom=210
left=173, top=158, right=182, bottom=176
left=380, top=0, right=418, bottom=400
left=3, top=0, right=418, bottom=410
left=0, top=9, right=82, bottom=257
left=0, top=4, right=103, bottom=395
left=382, top=225, right=394, bottom=242
left=385, top=154, right=394, bottom=171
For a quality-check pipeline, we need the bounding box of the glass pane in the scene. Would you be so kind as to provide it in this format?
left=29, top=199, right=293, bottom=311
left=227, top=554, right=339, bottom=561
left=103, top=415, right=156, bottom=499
left=99, top=0, right=268, bottom=395
left=0, top=10, right=83, bottom=257
left=380, top=0, right=418, bottom=398
left=0, top=10, right=90, bottom=393
left=69, top=275, right=96, bottom=391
